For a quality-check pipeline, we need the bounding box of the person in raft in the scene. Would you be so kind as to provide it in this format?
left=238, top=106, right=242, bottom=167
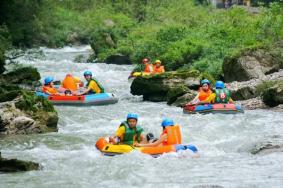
left=59, top=73, right=83, bottom=95
left=109, top=113, right=144, bottom=145
left=134, top=118, right=181, bottom=147
left=202, top=80, right=234, bottom=104
left=42, top=76, right=62, bottom=95
left=79, top=70, right=104, bottom=95
left=152, top=60, right=165, bottom=74
left=129, top=58, right=154, bottom=78
left=188, top=79, right=212, bottom=105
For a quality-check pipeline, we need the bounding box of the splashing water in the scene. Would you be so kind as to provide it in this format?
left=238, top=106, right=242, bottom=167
left=1, top=46, right=283, bottom=187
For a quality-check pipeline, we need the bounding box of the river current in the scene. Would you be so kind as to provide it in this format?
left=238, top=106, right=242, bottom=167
left=1, top=46, right=283, bottom=188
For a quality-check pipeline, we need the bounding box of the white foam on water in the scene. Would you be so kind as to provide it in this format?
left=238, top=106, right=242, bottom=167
left=1, top=47, right=283, bottom=187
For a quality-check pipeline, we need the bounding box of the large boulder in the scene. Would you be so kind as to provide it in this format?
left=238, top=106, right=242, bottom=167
left=228, top=70, right=283, bottom=101
left=0, top=152, right=39, bottom=172
left=0, top=91, right=58, bottom=135
left=171, top=90, right=198, bottom=107
left=0, top=66, right=58, bottom=135
left=130, top=70, right=200, bottom=103
left=105, top=54, right=132, bottom=65
left=0, top=66, right=41, bottom=86
left=237, top=97, right=268, bottom=110
left=261, top=80, right=283, bottom=107
left=223, top=45, right=283, bottom=82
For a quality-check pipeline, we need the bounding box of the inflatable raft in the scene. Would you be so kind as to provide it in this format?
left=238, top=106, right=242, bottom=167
left=128, top=72, right=151, bottom=80
left=183, top=103, right=244, bottom=114
left=36, top=92, right=118, bottom=105
left=95, top=137, right=198, bottom=157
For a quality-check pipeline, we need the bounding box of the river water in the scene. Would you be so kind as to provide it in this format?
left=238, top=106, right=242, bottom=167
left=1, top=46, right=283, bottom=188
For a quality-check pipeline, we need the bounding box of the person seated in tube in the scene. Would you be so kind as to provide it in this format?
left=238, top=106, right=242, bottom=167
left=129, top=58, right=154, bottom=78
left=42, top=76, right=63, bottom=95
left=79, top=70, right=105, bottom=95
left=109, top=113, right=144, bottom=145
left=187, top=79, right=212, bottom=105
left=59, top=73, right=83, bottom=95
left=152, top=60, right=165, bottom=74
left=200, top=80, right=234, bottom=104
left=134, top=118, right=180, bottom=147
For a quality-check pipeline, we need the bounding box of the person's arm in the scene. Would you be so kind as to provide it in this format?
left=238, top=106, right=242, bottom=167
left=80, top=80, right=101, bottom=95
left=109, top=126, right=125, bottom=144
left=228, top=98, right=234, bottom=103
left=80, top=87, right=91, bottom=95
left=197, top=93, right=216, bottom=104
left=135, top=134, right=167, bottom=147
left=189, top=94, right=200, bottom=105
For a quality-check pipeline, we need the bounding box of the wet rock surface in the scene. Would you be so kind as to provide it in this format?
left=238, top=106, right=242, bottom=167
left=105, top=54, right=132, bottom=65
left=0, top=67, right=58, bottom=135
left=130, top=70, right=200, bottom=103
left=223, top=44, right=283, bottom=82
left=0, top=152, right=39, bottom=172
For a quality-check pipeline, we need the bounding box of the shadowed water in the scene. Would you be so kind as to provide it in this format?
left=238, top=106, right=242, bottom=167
left=1, top=46, right=283, bottom=188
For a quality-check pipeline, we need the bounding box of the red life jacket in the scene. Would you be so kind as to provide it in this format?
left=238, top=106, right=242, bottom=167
left=154, top=66, right=165, bottom=74
left=42, top=85, right=58, bottom=95
left=198, top=87, right=212, bottom=101
left=144, top=64, right=153, bottom=73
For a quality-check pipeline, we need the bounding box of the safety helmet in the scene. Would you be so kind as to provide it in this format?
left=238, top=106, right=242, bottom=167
left=83, top=70, right=92, bottom=77
left=215, top=81, right=225, bottom=89
left=201, top=79, right=210, bottom=86
left=154, top=60, right=161, bottom=64
left=161, top=118, right=174, bottom=127
left=142, top=58, right=149, bottom=63
left=127, top=113, right=138, bottom=120
left=44, top=76, right=54, bottom=85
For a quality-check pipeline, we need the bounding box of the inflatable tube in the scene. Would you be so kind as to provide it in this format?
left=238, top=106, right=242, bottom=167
left=128, top=72, right=151, bottom=80
left=95, top=137, right=198, bottom=157
left=36, top=91, right=118, bottom=106
left=183, top=103, right=244, bottom=114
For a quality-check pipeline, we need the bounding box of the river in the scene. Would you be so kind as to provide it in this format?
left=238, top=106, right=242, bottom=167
left=1, top=46, right=283, bottom=188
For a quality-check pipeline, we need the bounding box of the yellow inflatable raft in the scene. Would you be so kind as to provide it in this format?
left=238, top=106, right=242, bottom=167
left=95, top=137, right=198, bottom=157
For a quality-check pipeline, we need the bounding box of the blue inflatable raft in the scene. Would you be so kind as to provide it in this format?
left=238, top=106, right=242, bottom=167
left=36, top=92, right=118, bottom=105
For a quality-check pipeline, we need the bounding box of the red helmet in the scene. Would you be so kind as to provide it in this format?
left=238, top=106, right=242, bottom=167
left=142, top=58, right=149, bottom=63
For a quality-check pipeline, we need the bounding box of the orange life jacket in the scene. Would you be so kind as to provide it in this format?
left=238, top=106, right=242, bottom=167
left=42, top=85, right=58, bottom=95
left=160, top=125, right=182, bottom=145
left=144, top=64, right=153, bottom=73
left=198, top=87, right=212, bottom=101
left=61, top=75, right=80, bottom=91
left=154, top=66, right=165, bottom=74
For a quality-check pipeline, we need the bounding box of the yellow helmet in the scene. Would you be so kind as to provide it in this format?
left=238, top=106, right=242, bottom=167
left=154, top=60, right=161, bottom=64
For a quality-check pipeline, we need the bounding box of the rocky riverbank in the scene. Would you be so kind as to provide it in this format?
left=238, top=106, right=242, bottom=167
left=0, top=66, right=58, bottom=172
left=130, top=44, right=283, bottom=110
left=0, top=67, right=58, bottom=135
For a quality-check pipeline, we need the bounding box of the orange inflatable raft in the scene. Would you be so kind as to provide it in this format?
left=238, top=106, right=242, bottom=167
left=95, top=138, right=198, bottom=157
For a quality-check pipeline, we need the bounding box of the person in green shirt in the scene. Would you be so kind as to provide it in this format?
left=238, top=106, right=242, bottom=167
left=109, top=113, right=144, bottom=145
left=203, top=81, right=234, bottom=104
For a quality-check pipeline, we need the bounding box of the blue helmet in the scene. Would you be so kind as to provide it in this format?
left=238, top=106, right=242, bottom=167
left=44, top=76, right=54, bottom=85
left=127, top=113, right=138, bottom=120
left=215, top=81, right=225, bottom=89
left=201, top=79, right=210, bottom=85
left=83, top=70, right=92, bottom=76
left=161, top=118, right=174, bottom=127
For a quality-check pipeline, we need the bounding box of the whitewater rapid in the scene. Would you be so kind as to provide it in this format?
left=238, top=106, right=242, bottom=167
left=1, top=46, right=283, bottom=188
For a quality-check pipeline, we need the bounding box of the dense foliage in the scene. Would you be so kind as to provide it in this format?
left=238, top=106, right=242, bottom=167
left=0, top=0, right=282, bottom=78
